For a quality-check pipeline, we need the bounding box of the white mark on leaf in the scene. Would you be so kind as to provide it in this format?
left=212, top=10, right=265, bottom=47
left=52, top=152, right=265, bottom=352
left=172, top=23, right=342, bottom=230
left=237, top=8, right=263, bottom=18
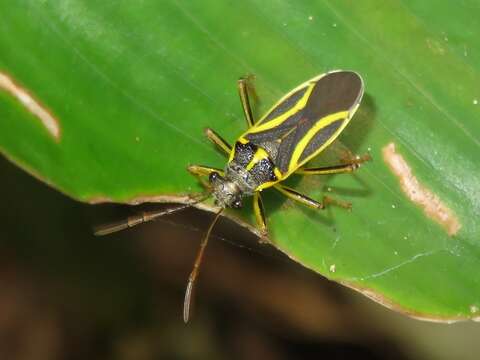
left=331, top=235, right=340, bottom=250
left=383, top=143, right=461, bottom=236
left=0, top=72, right=61, bottom=140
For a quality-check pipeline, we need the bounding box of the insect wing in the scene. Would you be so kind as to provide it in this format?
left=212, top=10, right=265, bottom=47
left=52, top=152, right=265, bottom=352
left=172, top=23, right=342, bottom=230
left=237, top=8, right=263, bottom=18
left=242, top=71, right=364, bottom=176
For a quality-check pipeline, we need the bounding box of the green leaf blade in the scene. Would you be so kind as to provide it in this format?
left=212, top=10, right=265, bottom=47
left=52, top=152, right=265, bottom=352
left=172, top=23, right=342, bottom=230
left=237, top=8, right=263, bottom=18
left=1, top=0, right=479, bottom=321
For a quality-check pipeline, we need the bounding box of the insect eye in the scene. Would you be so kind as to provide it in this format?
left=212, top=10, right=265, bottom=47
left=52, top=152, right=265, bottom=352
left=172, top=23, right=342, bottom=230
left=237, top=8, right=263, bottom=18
left=209, top=172, right=219, bottom=182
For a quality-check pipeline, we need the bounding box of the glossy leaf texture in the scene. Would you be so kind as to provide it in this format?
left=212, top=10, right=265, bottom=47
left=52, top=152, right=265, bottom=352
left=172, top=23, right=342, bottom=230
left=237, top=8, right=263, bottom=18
left=1, top=1, right=479, bottom=321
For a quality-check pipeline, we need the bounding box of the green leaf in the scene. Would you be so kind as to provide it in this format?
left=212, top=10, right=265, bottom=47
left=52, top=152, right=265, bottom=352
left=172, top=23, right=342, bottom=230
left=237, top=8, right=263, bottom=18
left=1, top=1, right=479, bottom=321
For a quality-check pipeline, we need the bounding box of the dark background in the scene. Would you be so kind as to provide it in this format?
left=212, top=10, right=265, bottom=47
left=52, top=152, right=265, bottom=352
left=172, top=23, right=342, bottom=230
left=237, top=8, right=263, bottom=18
left=1, top=155, right=479, bottom=360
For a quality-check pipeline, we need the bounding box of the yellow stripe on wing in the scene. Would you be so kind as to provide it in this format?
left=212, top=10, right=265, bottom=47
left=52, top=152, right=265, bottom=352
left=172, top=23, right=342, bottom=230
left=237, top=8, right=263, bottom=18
left=288, top=110, right=349, bottom=173
left=242, top=82, right=316, bottom=136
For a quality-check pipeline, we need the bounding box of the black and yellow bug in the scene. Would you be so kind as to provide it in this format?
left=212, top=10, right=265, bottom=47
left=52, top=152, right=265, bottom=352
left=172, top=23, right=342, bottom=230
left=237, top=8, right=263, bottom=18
left=95, top=70, right=368, bottom=322
left=188, top=70, right=366, bottom=237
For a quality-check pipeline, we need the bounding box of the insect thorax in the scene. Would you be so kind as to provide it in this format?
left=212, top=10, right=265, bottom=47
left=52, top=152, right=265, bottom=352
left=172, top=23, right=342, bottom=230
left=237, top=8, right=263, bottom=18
left=224, top=161, right=257, bottom=196
left=210, top=141, right=279, bottom=209
left=226, top=140, right=278, bottom=194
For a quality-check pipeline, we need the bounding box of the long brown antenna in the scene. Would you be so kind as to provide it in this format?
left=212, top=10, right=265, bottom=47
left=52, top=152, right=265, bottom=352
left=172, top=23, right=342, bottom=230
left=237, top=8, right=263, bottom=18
left=183, top=208, right=223, bottom=323
left=93, top=194, right=210, bottom=236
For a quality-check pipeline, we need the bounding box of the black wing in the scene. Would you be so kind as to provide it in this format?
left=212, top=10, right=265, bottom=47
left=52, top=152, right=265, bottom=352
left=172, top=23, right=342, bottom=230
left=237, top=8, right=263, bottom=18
left=242, top=70, right=364, bottom=176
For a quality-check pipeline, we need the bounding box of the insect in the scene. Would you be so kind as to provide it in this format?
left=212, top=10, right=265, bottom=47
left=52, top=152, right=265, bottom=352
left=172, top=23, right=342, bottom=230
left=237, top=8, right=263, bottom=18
left=95, top=70, right=369, bottom=322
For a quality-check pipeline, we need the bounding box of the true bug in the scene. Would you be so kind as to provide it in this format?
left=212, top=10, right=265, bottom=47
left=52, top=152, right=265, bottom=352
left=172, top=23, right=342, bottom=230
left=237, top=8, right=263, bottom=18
left=95, top=70, right=369, bottom=322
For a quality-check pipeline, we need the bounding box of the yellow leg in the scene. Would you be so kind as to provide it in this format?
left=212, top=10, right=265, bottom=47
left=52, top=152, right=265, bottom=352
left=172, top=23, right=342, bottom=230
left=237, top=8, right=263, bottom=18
left=296, top=154, right=371, bottom=175
left=253, top=192, right=269, bottom=242
left=274, top=184, right=352, bottom=210
left=274, top=184, right=324, bottom=209
left=204, top=127, right=232, bottom=156
left=188, top=164, right=224, bottom=189
left=238, top=75, right=256, bottom=128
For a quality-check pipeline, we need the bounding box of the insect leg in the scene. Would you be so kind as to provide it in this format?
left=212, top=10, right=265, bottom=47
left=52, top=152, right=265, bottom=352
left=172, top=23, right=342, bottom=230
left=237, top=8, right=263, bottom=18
left=188, top=165, right=224, bottom=188
left=322, top=195, right=352, bottom=210
left=296, top=163, right=359, bottom=176
left=188, top=164, right=224, bottom=177
left=274, top=184, right=352, bottom=210
left=253, top=192, right=269, bottom=242
left=238, top=76, right=255, bottom=128
left=274, top=184, right=324, bottom=209
left=296, top=154, right=371, bottom=175
left=204, top=128, right=232, bottom=156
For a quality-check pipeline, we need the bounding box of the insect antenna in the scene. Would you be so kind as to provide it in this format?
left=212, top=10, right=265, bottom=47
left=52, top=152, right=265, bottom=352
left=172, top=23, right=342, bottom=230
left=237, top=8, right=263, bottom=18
left=183, top=207, right=223, bottom=323
left=93, top=193, right=211, bottom=236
